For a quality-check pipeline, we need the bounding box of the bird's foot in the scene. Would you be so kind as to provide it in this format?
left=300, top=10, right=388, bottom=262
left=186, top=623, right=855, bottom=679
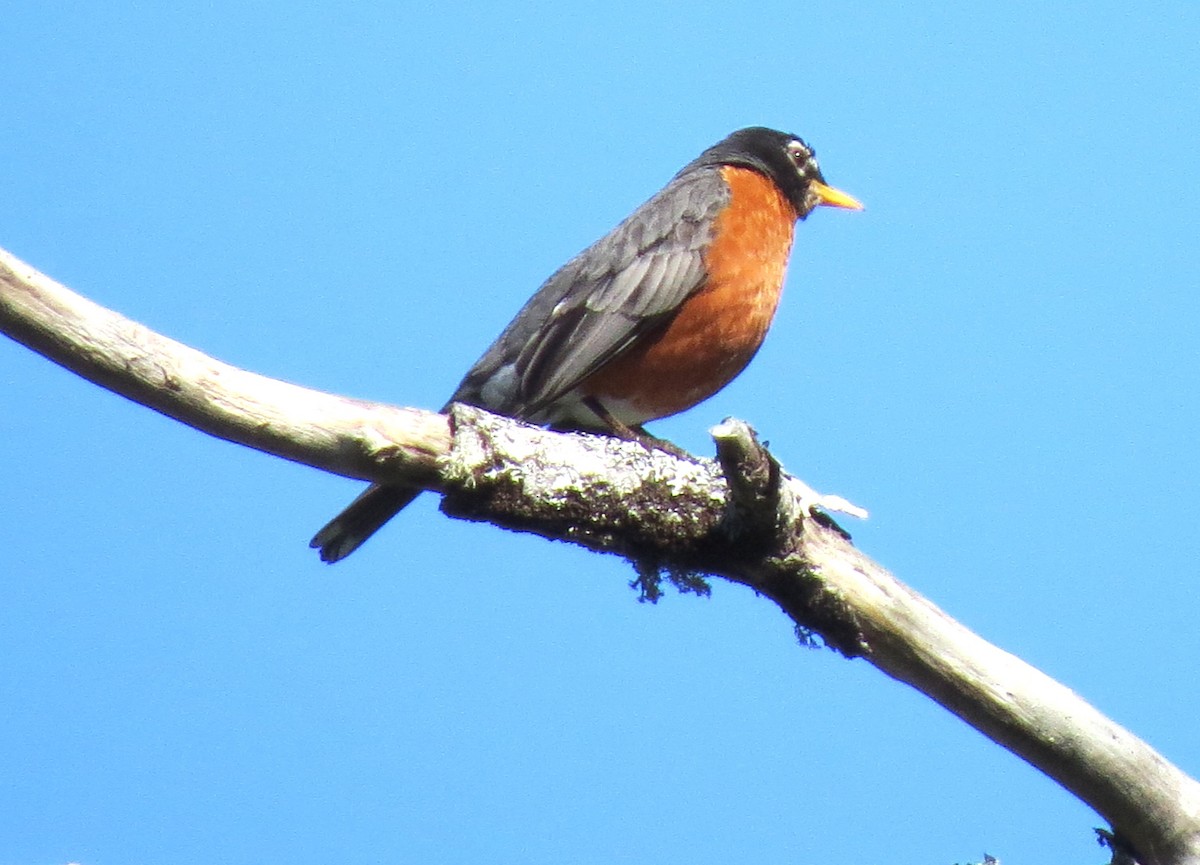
left=629, top=429, right=696, bottom=461
left=582, top=396, right=697, bottom=461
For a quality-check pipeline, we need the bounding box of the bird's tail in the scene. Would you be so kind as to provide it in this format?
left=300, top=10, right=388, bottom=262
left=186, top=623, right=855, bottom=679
left=310, top=483, right=422, bottom=563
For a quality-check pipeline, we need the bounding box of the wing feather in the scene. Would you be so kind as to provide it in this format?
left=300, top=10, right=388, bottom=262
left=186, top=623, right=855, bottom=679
left=449, top=166, right=730, bottom=418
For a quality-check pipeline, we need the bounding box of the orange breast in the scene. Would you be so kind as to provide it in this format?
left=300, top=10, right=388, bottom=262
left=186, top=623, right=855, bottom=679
left=582, top=165, right=798, bottom=421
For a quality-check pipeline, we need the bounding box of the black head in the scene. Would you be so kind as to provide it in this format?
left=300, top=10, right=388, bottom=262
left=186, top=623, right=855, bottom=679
left=688, top=126, right=862, bottom=218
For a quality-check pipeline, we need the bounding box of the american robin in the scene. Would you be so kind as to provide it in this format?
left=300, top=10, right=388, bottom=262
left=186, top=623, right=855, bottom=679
left=312, top=126, right=862, bottom=562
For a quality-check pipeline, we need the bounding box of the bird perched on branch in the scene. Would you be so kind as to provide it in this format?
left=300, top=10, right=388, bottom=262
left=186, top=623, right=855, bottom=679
left=312, top=126, right=862, bottom=562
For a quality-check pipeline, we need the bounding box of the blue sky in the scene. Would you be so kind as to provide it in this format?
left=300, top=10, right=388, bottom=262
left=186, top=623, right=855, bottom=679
left=3, top=2, right=1199, bottom=863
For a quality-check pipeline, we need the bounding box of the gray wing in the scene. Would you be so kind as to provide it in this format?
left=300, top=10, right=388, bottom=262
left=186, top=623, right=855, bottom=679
left=448, top=166, right=729, bottom=417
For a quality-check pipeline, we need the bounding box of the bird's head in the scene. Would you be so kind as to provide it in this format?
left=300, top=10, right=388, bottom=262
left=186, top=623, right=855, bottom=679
left=696, top=126, right=863, bottom=218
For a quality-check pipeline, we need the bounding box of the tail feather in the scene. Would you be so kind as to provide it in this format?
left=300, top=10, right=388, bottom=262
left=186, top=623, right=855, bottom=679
left=310, top=483, right=423, bottom=563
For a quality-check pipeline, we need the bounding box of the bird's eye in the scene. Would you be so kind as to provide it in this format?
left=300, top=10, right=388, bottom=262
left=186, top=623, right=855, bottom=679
left=787, top=143, right=809, bottom=164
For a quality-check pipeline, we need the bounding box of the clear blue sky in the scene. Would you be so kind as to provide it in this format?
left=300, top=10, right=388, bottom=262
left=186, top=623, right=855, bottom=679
left=3, top=3, right=1199, bottom=863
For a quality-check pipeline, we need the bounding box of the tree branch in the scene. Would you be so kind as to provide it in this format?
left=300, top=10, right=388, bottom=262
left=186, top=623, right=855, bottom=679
left=3, top=244, right=1200, bottom=865
left=0, top=248, right=448, bottom=487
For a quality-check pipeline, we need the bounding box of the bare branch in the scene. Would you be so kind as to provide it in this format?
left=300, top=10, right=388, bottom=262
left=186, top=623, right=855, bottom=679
left=0, top=247, right=448, bottom=486
left=4, top=244, right=1200, bottom=864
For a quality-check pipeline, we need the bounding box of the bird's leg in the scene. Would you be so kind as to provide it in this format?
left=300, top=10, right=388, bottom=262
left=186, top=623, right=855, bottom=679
left=582, top=396, right=695, bottom=461
left=581, top=395, right=640, bottom=439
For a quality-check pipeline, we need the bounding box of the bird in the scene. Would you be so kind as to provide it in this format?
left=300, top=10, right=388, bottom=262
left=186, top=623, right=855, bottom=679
left=311, top=126, right=862, bottom=562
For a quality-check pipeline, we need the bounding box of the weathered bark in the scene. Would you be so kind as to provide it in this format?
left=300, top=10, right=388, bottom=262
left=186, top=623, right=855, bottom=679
left=3, top=245, right=1200, bottom=865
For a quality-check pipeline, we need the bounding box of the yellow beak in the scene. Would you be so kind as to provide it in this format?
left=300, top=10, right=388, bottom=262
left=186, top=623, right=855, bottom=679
left=811, top=181, right=864, bottom=211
